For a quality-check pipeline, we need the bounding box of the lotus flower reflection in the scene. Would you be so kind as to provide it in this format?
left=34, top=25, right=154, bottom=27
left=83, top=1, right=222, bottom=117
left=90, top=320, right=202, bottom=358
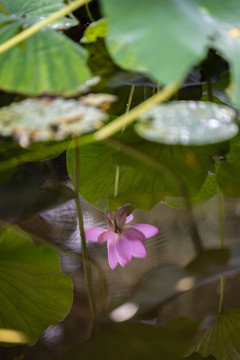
left=85, top=206, right=159, bottom=269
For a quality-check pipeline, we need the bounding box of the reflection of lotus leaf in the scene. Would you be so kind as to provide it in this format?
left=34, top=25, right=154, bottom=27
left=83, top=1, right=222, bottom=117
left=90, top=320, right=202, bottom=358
left=135, top=101, right=237, bottom=145
left=0, top=97, right=109, bottom=147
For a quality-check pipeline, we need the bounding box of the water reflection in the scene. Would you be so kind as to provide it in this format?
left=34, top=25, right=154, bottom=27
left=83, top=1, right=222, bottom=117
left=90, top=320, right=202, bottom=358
left=11, top=193, right=240, bottom=359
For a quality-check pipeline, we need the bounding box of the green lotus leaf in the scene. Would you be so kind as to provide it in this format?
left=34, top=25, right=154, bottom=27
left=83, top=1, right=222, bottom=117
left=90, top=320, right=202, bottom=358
left=101, top=0, right=240, bottom=105
left=0, top=0, right=78, bottom=29
left=164, top=173, right=217, bottom=208
left=0, top=28, right=92, bottom=96
left=0, top=0, right=91, bottom=95
left=101, top=0, right=212, bottom=84
left=201, top=0, right=240, bottom=105
left=189, top=308, right=240, bottom=360
left=0, top=226, right=73, bottom=345
left=67, top=140, right=219, bottom=211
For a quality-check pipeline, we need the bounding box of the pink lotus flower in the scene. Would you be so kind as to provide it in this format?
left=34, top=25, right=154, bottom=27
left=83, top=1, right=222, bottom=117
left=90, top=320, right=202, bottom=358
left=85, top=206, right=159, bottom=269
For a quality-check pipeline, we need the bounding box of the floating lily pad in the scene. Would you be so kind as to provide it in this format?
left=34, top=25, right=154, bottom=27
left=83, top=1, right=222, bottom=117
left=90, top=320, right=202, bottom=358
left=0, top=97, right=109, bottom=146
left=135, top=101, right=237, bottom=145
left=0, top=226, right=73, bottom=345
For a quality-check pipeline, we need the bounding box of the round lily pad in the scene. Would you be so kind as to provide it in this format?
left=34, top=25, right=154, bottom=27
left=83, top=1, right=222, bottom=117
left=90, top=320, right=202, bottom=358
left=0, top=97, right=109, bottom=147
left=135, top=101, right=238, bottom=145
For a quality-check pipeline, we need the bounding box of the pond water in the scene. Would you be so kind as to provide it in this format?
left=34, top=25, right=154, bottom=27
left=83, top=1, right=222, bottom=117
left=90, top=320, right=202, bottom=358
left=1, top=2, right=240, bottom=359
left=2, top=175, right=240, bottom=359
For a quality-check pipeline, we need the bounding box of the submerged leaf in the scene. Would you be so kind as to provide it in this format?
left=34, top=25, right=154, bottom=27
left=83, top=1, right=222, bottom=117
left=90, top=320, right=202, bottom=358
left=0, top=226, right=73, bottom=345
left=135, top=101, right=237, bottom=145
left=131, top=265, right=190, bottom=314
left=0, top=97, right=108, bottom=146
left=127, top=247, right=239, bottom=317
left=61, top=319, right=199, bottom=360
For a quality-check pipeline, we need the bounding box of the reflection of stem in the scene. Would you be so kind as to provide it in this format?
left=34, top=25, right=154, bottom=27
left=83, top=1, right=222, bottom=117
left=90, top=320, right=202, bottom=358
left=85, top=3, right=95, bottom=22
left=94, top=82, right=179, bottom=141
left=216, top=158, right=226, bottom=313
left=0, top=0, right=90, bottom=55
left=106, top=138, right=203, bottom=255
left=73, top=137, right=97, bottom=318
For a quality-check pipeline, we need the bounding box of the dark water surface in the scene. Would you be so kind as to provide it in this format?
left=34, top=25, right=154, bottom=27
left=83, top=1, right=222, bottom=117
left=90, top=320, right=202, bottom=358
left=2, top=191, right=240, bottom=359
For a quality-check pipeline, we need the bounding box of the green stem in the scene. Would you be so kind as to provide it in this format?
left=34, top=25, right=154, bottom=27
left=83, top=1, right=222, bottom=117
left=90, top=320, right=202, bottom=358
left=114, top=165, right=120, bottom=197
left=85, top=3, right=95, bottom=22
left=73, top=136, right=97, bottom=317
left=0, top=0, right=90, bottom=55
left=106, top=138, right=203, bottom=255
left=215, top=157, right=226, bottom=313
left=114, top=85, right=136, bottom=197
left=218, top=185, right=225, bottom=249
left=218, top=276, right=226, bottom=313
left=122, top=85, right=135, bottom=132
left=94, top=82, right=179, bottom=141
left=216, top=160, right=226, bottom=313
left=206, top=78, right=213, bottom=102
